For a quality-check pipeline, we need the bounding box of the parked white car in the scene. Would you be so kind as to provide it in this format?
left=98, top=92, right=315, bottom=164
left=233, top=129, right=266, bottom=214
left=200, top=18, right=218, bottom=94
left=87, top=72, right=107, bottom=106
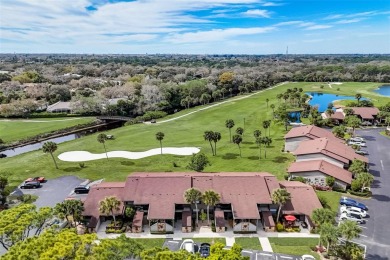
left=340, top=205, right=367, bottom=218
left=339, top=212, right=365, bottom=224
left=350, top=137, right=365, bottom=142
left=348, top=140, right=366, bottom=147
left=180, top=239, right=195, bottom=253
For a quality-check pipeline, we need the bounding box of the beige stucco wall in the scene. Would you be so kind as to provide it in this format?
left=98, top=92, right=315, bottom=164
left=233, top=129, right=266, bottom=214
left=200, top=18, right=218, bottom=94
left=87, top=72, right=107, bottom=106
left=290, top=171, right=348, bottom=190
left=296, top=153, right=345, bottom=168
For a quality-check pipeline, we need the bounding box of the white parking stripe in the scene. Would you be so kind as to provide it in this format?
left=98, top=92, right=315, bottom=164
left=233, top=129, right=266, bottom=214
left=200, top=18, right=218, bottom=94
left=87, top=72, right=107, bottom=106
left=280, top=256, right=293, bottom=259
left=360, top=234, right=368, bottom=238
left=359, top=226, right=368, bottom=229
left=381, top=160, right=384, bottom=170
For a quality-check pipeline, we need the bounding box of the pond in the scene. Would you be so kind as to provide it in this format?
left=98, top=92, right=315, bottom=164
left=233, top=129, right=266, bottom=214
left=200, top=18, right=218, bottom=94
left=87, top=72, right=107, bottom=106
left=374, top=85, right=390, bottom=97
left=307, top=92, right=361, bottom=112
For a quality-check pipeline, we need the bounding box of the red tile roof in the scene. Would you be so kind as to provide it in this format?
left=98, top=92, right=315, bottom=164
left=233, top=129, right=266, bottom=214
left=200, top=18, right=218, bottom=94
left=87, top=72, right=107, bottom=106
left=288, top=160, right=353, bottom=184
left=331, top=111, right=345, bottom=120
left=350, top=107, right=379, bottom=120
left=279, top=181, right=322, bottom=216
left=132, top=210, right=144, bottom=228
left=83, top=172, right=323, bottom=224
left=284, top=125, right=342, bottom=141
left=83, top=183, right=125, bottom=219
left=293, top=137, right=368, bottom=164
left=215, top=209, right=225, bottom=227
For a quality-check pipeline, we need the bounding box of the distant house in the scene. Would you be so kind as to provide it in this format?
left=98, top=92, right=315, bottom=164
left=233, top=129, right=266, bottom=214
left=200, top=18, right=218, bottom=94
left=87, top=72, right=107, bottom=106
left=46, top=101, right=72, bottom=113
left=82, top=172, right=322, bottom=233
left=293, top=137, right=368, bottom=169
left=322, top=107, right=380, bottom=124
left=288, top=160, right=353, bottom=190
left=284, top=125, right=342, bottom=152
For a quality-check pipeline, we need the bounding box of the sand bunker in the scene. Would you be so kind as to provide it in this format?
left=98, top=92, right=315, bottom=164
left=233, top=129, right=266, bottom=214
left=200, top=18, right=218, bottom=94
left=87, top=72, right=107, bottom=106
left=58, top=147, right=200, bottom=162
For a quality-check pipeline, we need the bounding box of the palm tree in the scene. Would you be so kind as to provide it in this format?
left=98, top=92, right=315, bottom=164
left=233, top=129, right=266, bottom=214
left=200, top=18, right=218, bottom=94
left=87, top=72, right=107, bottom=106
left=97, top=133, right=109, bottom=160
left=203, top=131, right=215, bottom=155
left=356, top=172, right=374, bottom=192
left=155, top=132, right=165, bottom=155
left=270, top=104, right=275, bottom=117
left=319, top=222, right=340, bottom=251
left=253, top=130, right=261, bottom=139
left=272, top=188, right=291, bottom=223
left=266, top=98, right=269, bottom=108
left=99, top=196, right=121, bottom=223
left=385, top=116, right=390, bottom=127
left=262, top=120, right=270, bottom=137
left=55, top=200, right=84, bottom=227
left=202, top=190, right=221, bottom=225
left=212, top=132, right=221, bottom=156
left=232, top=134, right=243, bottom=157
left=184, top=188, right=202, bottom=226
left=236, top=127, right=244, bottom=136
left=338, top=220, right=362, bottom=241
left=311, top=208, right=336, bottom=226
left=276, top=93, right=283, bottom=103
left=42, top=141, right=58, bottom=169
left=262, top=137, right=272, bottom=158
left=346, top=116, right=361, bottom=136
left=255, top=137, right=262, bottom=159
left=355, top=93, right=362, bottom=104
left=225, top=119, right=235, bottom=142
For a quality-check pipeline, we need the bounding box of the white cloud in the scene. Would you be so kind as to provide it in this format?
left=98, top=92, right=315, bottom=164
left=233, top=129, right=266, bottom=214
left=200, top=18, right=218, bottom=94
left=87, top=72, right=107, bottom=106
left=166, top=27, right=275, bottom=44
left=304, top=25, right=332, bottom=30
left=262, top=2, right=283, bottom=6
left=334, top=18, right=364, bottom=24
left=274, top=21, right=303, bottom=26
left=243, top=9, right=271, bottom=18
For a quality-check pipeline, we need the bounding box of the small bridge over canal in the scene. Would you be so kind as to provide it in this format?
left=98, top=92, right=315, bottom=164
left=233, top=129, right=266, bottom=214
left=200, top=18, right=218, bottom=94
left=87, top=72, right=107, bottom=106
left=96, top=116, right=133, bottom=122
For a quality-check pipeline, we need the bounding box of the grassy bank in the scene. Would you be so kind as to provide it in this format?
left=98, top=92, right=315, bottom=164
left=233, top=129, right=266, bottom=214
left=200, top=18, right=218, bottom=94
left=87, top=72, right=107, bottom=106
left=1, top=82, right=389, bottom=188
left=0, top=117, right=96, bottom=143
left=234, top=237, right=262, bottom=251
left=268, top=237, right=319, bottom=259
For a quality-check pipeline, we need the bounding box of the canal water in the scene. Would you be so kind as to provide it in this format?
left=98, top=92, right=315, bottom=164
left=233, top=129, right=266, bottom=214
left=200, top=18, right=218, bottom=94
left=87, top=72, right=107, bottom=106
left=0, top=122, right=123, bottom=158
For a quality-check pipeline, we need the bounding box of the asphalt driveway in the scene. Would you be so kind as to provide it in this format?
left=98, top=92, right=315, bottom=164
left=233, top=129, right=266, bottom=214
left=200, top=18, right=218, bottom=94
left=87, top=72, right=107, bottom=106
left=353, top=128, right=390, bottom=259
left=17, top=176, right=86, bottom=208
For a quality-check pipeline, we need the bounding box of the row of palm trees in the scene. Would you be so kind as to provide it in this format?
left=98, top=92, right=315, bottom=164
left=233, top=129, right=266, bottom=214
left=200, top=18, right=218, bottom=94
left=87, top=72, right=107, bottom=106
left=183, top=188, right=221, bottom=226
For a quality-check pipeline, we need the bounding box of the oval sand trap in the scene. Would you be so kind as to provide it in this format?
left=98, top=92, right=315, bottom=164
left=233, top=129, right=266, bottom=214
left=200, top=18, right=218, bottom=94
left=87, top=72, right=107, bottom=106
left=58, top=147, right=200, bottom=162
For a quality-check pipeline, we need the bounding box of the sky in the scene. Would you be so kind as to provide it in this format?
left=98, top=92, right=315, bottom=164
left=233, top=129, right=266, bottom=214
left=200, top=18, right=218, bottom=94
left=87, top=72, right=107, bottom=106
left=0, top=0, right=389, bottom=54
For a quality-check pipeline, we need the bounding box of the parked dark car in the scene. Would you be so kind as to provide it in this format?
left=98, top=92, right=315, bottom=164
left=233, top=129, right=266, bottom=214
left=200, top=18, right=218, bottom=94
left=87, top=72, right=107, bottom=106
left=340, top=197, right=368, bottom=211
left=355, top=150, right=368, bottom=155
left=74, top=185, right=90, bottom=194
left=20, top=181, right=41, bottom=189
left=199, top=243, right=211, bottom=258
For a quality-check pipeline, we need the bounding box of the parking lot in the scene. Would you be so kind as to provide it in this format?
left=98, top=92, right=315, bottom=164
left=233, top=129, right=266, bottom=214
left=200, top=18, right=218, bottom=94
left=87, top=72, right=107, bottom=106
left=352, top=129, right=390, bottom=259
left=163, top=239, right=304, bottom=260
left=15, top=176, right=87, bottom=208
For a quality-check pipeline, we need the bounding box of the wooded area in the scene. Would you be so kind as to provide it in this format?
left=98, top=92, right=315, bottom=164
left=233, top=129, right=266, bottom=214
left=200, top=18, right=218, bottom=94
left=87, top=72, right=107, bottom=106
left=0, top=54, right=389, bottom=118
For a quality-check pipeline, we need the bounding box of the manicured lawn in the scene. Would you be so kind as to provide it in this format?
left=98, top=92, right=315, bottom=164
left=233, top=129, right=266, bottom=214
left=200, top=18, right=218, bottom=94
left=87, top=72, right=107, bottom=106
left=268, top=237, right=319, bottom=259
left=234, top=237, right=262, bottom=251
left=1, top=82, right=389, bottom=188
left=316, top=191, right=343, bottom=213
left=132, top=238, right=165, bottom=249
left=186, top=237, right=225, bottom=245
left=0, top=117, right=96, bottom=143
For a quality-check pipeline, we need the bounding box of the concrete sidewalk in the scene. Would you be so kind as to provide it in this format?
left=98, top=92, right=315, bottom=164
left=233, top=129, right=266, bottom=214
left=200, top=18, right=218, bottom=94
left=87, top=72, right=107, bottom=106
left=259, top=237, right=273, bottom=252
